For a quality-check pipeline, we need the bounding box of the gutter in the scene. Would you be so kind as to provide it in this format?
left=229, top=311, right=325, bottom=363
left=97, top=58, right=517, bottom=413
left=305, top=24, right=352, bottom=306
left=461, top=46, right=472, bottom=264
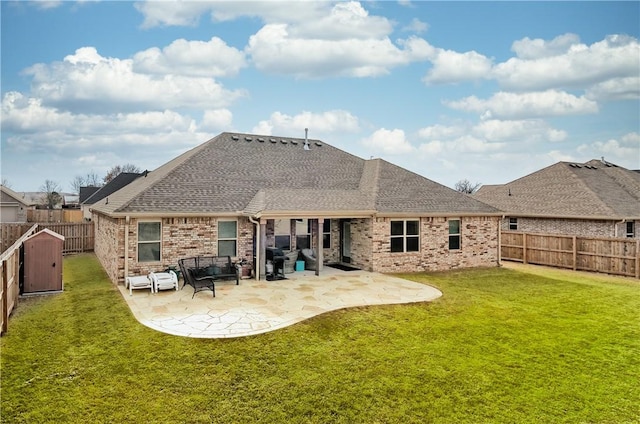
left=124, top=215, right=130, bottom=281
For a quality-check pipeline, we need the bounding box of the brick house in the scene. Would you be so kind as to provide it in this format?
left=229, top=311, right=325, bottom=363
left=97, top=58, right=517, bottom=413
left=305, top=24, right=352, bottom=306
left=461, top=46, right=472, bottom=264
left=474, top=159, right=640, bottom=239
left=90, top=132, right=501, bottom=284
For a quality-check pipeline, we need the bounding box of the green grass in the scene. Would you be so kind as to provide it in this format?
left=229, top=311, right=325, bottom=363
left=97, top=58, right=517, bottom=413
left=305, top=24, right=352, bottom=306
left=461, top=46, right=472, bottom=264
left=1, top=254, right=638, bottom=423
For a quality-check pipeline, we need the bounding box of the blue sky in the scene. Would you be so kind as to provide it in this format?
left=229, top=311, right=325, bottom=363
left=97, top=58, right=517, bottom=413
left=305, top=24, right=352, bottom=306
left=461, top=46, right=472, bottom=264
left=1, top=1, right=639, bottom=193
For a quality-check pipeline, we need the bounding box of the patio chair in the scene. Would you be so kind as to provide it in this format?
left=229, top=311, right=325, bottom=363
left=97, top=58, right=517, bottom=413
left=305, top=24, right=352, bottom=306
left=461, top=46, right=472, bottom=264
left=301, top=249, right=317, bottom=270
left=125, top=275, right=153, bottom=296
left=149, top=270, right=178, bottom=293
left=178, top=257, right=216, bottom=298
left=283, top=250, right=299, bottom=274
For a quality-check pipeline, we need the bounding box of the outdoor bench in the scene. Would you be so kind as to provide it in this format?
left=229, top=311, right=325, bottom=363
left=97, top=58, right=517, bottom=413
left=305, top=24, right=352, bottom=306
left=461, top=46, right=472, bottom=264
left=178, top=256, right=239, bottom=298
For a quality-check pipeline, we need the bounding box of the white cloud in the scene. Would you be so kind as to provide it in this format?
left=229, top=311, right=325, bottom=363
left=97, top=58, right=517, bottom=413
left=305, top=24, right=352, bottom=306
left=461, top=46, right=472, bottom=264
left=362, top=128, right=414, bottom=154
left=586, top=77, right=640, bottom=101
left=251, top=110, right=360, bottom=136
left=445, top=90, right=598, bottom=119
left=418, top=124, right=465, bottom=140
left=247, top=24, right=432, bottom=78
left=132, top=37, right=246, bottom=78
left=423, top=49, right=493, bottom=84
left=577, top=132, right=640, bottom=167
left=492, top=34, right=640, bottom=91
left=403, top=18, right=428, bottom=34
left=135, top=1, right=213, bottom=28
left=472, top=119, right=567, bottom=143
left=23, top=47, right=246, bottom=113
left=201, top=109, right=233, bottom=131
left=511, top=33, right=581, bottom=59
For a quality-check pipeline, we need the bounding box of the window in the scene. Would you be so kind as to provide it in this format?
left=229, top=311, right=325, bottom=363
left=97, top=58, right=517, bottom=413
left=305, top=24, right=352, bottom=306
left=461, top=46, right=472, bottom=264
left=218, top=220, right=237, bottom=256
left=509, top=217, right=518, bottom=230
left=138, top=221, right=161, bottom=262
left=274, top=219, right=291, bottom=250
left=323, top=219, right=331, bottom=249
left=295, top=219, right=311, bottom=250
left=626, top=221, right=635, bottom=238
left=390, top=220, right=420, bottom=253
left=449, top=219, right=461, bottom=250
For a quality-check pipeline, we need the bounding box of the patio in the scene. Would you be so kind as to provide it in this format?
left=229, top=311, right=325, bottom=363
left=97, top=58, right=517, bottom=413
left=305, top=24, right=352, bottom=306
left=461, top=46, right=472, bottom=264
left=118, top=267, right=442, bottom=338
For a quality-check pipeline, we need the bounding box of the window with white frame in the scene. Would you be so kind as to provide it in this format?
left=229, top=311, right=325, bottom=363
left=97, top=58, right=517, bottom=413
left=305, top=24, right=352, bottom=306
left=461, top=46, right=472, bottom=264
left=218, top=220, right=237, bottom=257
left=274, top=219, right=291, bottom=250
left=509, top=217, right=518, bottom=230
left=295, top=219, right=311, bottom=250
left=626, top=221, right=635, bottom=238
left=323, top=219, right=331, bottom=249
left=449, top=219, right=461, bottom=250
left=138, top=221, right=161, bottom=262
left=390, top=219, right=420, bottom=253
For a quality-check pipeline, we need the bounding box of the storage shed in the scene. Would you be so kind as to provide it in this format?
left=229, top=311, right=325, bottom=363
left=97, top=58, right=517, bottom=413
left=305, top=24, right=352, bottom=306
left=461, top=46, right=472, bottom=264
left=22, top=229, right=64, bottom=294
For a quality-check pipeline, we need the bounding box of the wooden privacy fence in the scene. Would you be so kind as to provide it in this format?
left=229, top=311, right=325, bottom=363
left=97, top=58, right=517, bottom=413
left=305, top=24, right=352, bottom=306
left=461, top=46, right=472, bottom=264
left=1, top=224, right=38, bottom=335
left=1, top=222, right=94, bottom=254
left=27, top=209, right=84, bottom=223
left=501, top=231, right=640, bottom=279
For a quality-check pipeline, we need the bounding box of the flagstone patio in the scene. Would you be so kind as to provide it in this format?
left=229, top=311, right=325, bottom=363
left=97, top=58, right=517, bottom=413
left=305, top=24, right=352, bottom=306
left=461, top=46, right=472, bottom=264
left=118, top=267, right=442, bottom=338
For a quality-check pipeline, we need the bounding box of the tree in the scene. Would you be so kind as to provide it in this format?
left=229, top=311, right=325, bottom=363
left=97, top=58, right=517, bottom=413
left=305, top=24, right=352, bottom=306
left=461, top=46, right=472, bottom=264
left=70, top=171, right=102, bottom=194
left=455, top=179, right=482, bottom=194
left=103, top=163, right=141, bottom=184
left=40, top=179, right=62, bottom=209
left=1, top=178, right=11, bottom=188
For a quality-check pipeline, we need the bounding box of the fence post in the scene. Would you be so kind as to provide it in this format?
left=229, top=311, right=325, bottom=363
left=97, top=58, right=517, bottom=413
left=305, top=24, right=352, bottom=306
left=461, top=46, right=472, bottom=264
left=1, top=259, right=7, bottom=335
left=636, top=239, right=640, bottom=278
left=522, top=233, right=528, bottom=264
left=573, top=235, right=577, bottom=271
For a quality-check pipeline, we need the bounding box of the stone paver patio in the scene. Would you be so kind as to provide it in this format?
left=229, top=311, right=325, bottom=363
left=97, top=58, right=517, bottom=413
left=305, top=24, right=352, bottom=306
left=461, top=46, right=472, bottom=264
left=118, top=267, right=442, bottom=338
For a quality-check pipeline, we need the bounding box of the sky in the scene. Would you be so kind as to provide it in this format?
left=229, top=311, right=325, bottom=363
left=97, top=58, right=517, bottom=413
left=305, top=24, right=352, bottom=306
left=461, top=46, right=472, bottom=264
left=1, top=1, right=639, bottom=193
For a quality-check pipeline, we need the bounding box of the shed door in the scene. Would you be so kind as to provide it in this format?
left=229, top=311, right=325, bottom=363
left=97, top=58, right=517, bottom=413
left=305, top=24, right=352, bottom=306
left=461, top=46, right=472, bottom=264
left=24, top=237, right=63, bottom=293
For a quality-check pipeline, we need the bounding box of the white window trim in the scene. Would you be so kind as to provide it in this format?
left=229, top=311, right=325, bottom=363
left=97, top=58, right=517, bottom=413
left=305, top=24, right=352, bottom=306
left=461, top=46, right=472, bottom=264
left=137, top=220, right=162, bottom=263
left=218, top=219, right=238, bottom=257
left=509, top=217, right=518, bottom=231
left=626, top=221, right=635, bottom=238
left=390, top=219, right=420, bottom=253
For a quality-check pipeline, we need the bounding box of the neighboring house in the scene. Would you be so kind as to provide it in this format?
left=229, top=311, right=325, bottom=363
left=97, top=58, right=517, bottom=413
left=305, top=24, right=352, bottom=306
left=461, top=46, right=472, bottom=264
left=0, top=185, right=34, bottom=223
left=79, top=186, right=101, bottom=204
left=81, top=173, right=143, bottom=220
left=91, top=132, right=501, bottom=284
left=474, top=159, right=640, bottom=239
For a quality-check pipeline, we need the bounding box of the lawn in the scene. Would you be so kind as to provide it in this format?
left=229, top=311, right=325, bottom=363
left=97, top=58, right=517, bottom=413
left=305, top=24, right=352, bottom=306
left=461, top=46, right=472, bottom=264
left=1, top=254, right=638, bottom=423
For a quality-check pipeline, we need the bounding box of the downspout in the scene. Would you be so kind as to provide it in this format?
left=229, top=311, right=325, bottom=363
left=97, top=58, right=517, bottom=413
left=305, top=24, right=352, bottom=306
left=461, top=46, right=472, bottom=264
left=249, top=215, right=260, bottom=281
left=124, top=215, right=130, bottom=282
left=498, top=215, right=504, bottom=266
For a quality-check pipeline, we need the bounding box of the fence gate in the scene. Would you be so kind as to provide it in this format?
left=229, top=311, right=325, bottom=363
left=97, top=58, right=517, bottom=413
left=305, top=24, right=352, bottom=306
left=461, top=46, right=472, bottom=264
left=23, top=229, right=64, bottom=293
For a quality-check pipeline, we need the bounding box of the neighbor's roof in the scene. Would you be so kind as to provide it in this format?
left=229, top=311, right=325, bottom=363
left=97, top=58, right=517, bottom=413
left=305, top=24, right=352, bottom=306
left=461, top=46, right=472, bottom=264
left=474, top=159, right=640, bottom=219
left=1, top=185, right=34, bottom=206
left=82, top=173, right=143, bottom=205
left=91, top=132, right=499, bottom=218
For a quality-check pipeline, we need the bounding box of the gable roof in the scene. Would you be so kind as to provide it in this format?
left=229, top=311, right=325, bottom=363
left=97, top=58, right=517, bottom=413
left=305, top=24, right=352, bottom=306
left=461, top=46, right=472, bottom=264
left=91, top=132, right=498, bottom=218
left=79, top=186, right=101, bottom=203
left=1, top=185, right=34, bottom=207
left=82, top=173, right=143, bottom=205
left=474, top=159, right=640, bottom=219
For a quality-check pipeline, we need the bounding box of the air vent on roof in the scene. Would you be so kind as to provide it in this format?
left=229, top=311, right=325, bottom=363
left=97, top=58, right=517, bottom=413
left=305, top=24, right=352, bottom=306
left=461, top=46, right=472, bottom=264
left=258, top=137, right=265, bottom=142
left=281, top=139, right=288, bottom=144
left=291, top=140, right=298, bottom=145
left=245, top=137, right=252, bottom=141
left=270, top=138, right=277, bottom=143
left=232, top=135, right=239, bottom=140
left=315, top=142, right=322, bottom=147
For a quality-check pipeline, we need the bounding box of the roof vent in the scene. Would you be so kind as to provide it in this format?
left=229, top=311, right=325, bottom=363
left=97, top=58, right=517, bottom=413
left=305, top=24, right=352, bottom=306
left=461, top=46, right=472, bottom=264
left=258, top=138, right=265, bottom=142
left=245, top=136, right=252, bottom=141
left=315, top=142, right=322, bottom=147
left=270, top=138, right=277, bottom=143
left=280, top=139, right=288, bottom=144
left=304, top=128, right=310, bottom=151
left=232, top=135, right=239, bottom=140
left=291, top=140, right=298, bottom=145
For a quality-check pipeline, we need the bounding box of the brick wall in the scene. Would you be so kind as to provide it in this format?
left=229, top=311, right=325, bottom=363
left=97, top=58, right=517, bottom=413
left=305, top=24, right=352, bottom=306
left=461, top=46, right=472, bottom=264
left=502, top=217, right=639, bottom=239
left=371, top=216, right=500, bottom=273
left=93, top=213, right=124, bottom=284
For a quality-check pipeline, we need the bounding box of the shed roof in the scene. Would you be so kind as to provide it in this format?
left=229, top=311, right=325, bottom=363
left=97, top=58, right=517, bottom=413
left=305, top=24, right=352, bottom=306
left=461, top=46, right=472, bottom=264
left=91, top=132, right=498, bottom=218
left=474, top=159, right=640, bottom=219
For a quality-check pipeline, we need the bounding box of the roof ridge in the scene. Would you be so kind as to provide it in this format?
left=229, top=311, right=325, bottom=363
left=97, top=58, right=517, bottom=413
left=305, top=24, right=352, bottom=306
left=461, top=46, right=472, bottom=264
left=359, top=159, right=381, bottom=209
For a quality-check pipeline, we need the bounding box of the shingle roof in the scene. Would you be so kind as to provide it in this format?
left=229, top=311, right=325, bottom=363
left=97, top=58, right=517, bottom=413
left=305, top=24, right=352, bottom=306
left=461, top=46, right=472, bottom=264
left=83, top=173, right=143, bottom=205
left=474, top=160, right=640, bottom=219
left=91, top=132, right=498, bottom=217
